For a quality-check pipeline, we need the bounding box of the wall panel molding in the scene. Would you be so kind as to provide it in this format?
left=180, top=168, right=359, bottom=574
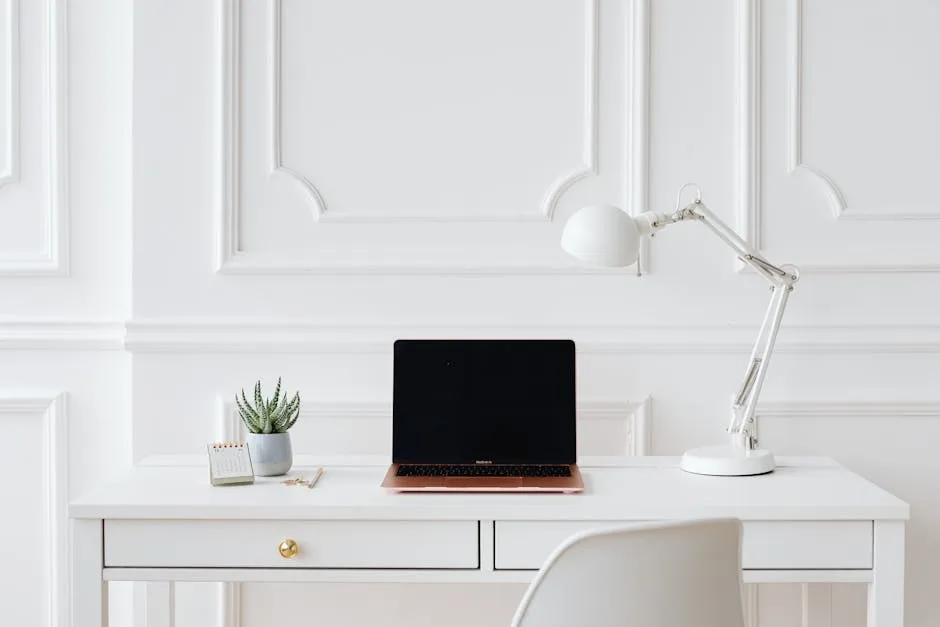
left=136, top=581, right=175, bottom=627
left=734, top=0, right=940, bottom=273
left=754, top=398, right=940, bottom=448
left=265, top=0, right=326, bottom=222
left=786, top=0, right=940, bottom=223
left=538, top=0, right=599, bottom=223
left=124, top=320, right=940, bottom=354
left=0, top=393, right=67, bottom=627
left=15, top=319, right=940, bottom=355
left=629, top=0, right=650, bottom=272
left=216, top=0, right=239, bottom=273
left=263, top=0, right=601, bottom=225
left=745, top=584, right=759, bottom=627
left=756, top=400, right=940, bottom=419
left=0, top=0, right=20, bottom=190
left=217, top=396, right=652, bottom=457
left=735, top=0, right=761, bottom=253
left=216, top=0, right=645, bottom=274
left=0, top=320, right=125, bottom=350
left=784, top=0, right=843, bottom=222
left=0, top=0, right=68, bottom=276
left=800, top=582, right=832, bottom=627
left=217, top=582, right=240, bottom=627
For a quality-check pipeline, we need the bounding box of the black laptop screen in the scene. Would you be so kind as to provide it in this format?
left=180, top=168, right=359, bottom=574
left=392, top=339, right=576, bottom=465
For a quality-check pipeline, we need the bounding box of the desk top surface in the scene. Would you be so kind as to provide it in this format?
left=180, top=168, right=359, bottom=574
left=71, top=455, right=909, bottom=521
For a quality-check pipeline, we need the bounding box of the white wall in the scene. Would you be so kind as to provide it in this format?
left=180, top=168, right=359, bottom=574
left=3, top=0, right=940, bottom=625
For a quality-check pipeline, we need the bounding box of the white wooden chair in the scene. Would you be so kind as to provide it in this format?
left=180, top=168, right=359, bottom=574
left=510, top=518, right=746, bottom=627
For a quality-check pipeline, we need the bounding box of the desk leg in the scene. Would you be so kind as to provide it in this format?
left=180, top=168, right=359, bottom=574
left=71, top=519, right=108, bottom=627
left=868, top=521, right=905, bottom=627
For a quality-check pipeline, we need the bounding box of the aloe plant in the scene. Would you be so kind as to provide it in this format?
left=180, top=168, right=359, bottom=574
left=235, top=378, right=300, bottom=434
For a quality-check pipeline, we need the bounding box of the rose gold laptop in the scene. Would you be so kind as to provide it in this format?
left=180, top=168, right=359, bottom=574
left=381, top=339, right=584, bottom=493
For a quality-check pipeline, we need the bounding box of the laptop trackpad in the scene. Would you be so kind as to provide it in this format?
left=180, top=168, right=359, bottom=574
left=444, top=478, right=523, bottom=489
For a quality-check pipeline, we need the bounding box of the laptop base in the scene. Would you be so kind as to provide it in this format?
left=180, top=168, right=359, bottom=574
left=381, top=464, right=584, bottom=493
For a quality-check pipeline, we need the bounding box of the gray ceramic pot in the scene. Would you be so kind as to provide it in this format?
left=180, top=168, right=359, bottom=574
left=246, top=432, right=293, bottom=476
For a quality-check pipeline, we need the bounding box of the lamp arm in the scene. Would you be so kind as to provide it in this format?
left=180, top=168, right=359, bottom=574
left=647, top=199, right=797, bottom=286
left=729, top=281, right=790, bottom=443
left=642, top=194, right=799, bottom=450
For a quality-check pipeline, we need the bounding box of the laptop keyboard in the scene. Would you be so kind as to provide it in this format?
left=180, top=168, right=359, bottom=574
left=396, top=464, right=572, bottom=478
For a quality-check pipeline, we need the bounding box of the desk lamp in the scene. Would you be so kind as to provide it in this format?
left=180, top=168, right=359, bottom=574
left=561, top=184, right=799, bottom=476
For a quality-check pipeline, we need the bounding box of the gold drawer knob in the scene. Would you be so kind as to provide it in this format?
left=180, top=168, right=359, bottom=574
left=278, top=539, right=299, bottom=559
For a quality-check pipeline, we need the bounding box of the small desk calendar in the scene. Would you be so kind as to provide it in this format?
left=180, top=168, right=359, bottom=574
left=207, top=442, right=255, bottom=486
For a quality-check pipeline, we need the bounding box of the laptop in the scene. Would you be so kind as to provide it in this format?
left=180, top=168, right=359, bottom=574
left=381, top=339, right=584, bottom=493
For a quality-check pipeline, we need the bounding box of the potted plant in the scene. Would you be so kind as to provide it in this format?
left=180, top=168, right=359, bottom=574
left=235, top=378, right=300, bottom=476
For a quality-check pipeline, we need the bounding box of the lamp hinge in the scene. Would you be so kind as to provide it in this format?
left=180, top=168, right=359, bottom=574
left=743, top=418, right=759, bottom=449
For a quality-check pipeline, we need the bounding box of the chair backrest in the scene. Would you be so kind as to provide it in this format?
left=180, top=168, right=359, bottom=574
left=510, top=518, right=746, bottom=627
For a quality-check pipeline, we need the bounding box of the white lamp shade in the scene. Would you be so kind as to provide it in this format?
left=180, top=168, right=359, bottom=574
left=561, top=205, right=642, bottom=267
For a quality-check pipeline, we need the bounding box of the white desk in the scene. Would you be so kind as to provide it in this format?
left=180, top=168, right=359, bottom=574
left=69, top=456, right=909, bottom=626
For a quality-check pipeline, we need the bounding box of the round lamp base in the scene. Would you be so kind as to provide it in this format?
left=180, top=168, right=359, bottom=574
left=680, top=445, right=776, bottom=476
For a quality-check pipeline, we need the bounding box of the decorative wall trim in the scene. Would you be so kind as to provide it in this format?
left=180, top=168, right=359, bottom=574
left=800, top=582, right=832, bottom=627
left=125, top=320, right=940, bottom=355
left=215, top=256, right=627, bottom=275
left=0, top=320, right=125, bottom=350
left=785, top=0, right=844, bottom=221
left=0, top=0, right=20, bottom=189
left=0, top=0, right=68, bottom=276
left=217, top=396, right=652, bottom=456
left=215, top=0, right=642, bottom=273
left=216, top=0, right=239, bottom=272
left=735, top=0, right=940, bottom=273
left=735, top=0, right=760, bottom=253
left=753, top=399, right=940, bottom=458
left=216, top=396, right=244, bottom=442
left=217, top=581, right=240, bottom=627
left=0, top=393, right=67, bottom=627
left=17, top=319, right=940, bottom=355
left=745, top=584, right=760, bottom=627
left=267, top=0, right=597, bottom=224
left=630, top=395, right=652, bottom=456
left=753, top=398, right=940, bottom=454
left=787, top=0, right=940, bottom=222
left=757, top=400, right=940, bottom=419
left=629, top=0, right=651, bottom=273
left=541, top=0, right=599, bottom=223
left=265, top=0, right=326, bottom=220
left=773, top=263, right=940, bottom=274
left=138, top=581, right=175, bottom=627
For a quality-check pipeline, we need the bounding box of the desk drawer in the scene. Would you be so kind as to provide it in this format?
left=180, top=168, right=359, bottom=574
left=494, top=520, right=872, bottom=570
left=105, top=520, right=479, bottom=569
